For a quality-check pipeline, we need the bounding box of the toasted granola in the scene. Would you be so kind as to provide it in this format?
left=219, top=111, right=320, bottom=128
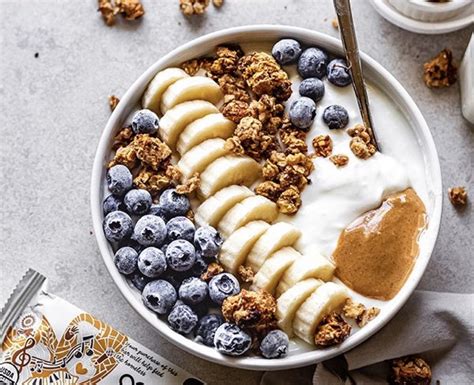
left=98, top=0, right=117, bottom=26
left=217, top=74, right=251, bottom=102
left=210, top=45, right=244, bottom=77
left=347, top=124, right=376, bottom=159
left=390, top=356, right=432, bottom=385
left=448, top=186, right=467, bottom=207
left=115, top=0, right=144, bottom=20
left=176, top=172, right=201, bottom=194
left=343, top=299, right=380, bottom=327
left=185, top=209, right=195, bottom=222
left=179, top=0, right=209, bottom=16
left=108, top=95, right=120, bottom=111
left=312, top=134, right=333, bottom=157
left=212, top=0, right=223, bottom=7
left=112, top=127, right=134, bottom=150
left=222, top=289, right=277, bottom=337
left=237, top=265, right=255, bottom=283
left=133, top=134, right=172, bottom=170
left=221, top=99, right=251, bottom=123
left=249, top=95, right=285, bottom=130
left=109, top=144, right=137, bottom=169
left=277, top=186, right=302, bottom=215
left=314, top=312, right=351, bottom=347
left=200, top=262, right=224, bottom=282
left=331, top=18, right=339, bottom=29
left=238, top=52, right=292, bottom=101
left=423, top=48, right=457, bottom=88
left=255, top=181, right=282, bottom=201
left=133, top=167, right=172, bottom=196
left=330, top=154, right=349, bottom=167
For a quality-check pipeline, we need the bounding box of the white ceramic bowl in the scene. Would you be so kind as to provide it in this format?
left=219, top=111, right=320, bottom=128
left=387, top=0, right=472, bottom=22
left=91, top=25, right=442, bottom=371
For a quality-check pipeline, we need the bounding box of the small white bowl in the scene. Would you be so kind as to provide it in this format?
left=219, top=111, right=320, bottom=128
left=387, top=0, right=472, bottom=22
left=91, top=25, right=442, bottom=371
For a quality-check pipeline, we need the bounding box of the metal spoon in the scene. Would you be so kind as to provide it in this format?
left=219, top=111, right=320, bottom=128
left=333, top=0, right=380, bottom=151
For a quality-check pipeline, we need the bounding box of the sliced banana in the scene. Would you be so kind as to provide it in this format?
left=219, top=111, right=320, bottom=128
left=276, top=279, right=323, bottom=337
left=176, top=113, right=235, bottom=155
left=276, top=252, right=335, bottom=297
left=250, top=247, right=298, bottom=295
left=177, top=138, right=229, bottom=178
left=160, top=100, right=218, bottom=148
left=198, top=155, right=261, bottom=200
left=293, top=282, right=349, bottom=345
left=218, top=195, right=278, bottom=238
left=160, top=76, right=223, bottom=114
left=195, top=185, right=254, bottom=227
left=219, top=221, right=270, bottom=273
left=141, top=68, right=189, bottom=115
left=246, top=222, right=302, bottom=272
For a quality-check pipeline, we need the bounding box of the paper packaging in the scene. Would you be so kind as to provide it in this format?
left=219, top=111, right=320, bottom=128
left=0, top=269, right=205, bottom=385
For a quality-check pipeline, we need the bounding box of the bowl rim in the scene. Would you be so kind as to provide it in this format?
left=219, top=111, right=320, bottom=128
left=90, top=24, right=443, bottom=371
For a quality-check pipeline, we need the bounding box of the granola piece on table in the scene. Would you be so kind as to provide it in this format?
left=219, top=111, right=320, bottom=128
left=423, top=48, right=457, bottom=88
left=448, top=186, right=468, bottom=207
left=390, top=356, right=432, bottom=385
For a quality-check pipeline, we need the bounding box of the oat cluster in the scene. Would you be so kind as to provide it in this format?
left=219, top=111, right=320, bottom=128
left=314, top=312, right=351, bottom=346
left=221, top=289, right=277, bottom=338
left=329, top=154, right=349, bottom=167
left=109, top=129, right=199, bottom=197
left=390, top=356, right=432, bottom=385
left=98, top=0, right=144, bottom=26
left=423, top=48, right=457, bottom=88
left=179, top=0, right=224, bottom=16
left=108, top=95, right=120, bottom=111
left=347, top=124, right=376, bottom=159
left=200, top=262, right=224, bottom=282
left=448, top=186, right=467, bottom=207
left=342, top=299, right=380, bottom=327
left=312, top=134, right=333, bottom=158
left=237, top=265, right=255, bottom=283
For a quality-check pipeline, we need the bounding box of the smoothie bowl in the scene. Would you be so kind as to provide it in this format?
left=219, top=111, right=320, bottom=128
left=90, top=25, right=442, bottom=370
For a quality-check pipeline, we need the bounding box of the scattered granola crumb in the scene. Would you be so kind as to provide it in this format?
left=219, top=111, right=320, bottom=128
left=116, top=0, right=145, bottom=21
left=314, top=312, right=351, bottom=346
left=176, top=172, right=201, bottom=194
left=201, top=262, right=224, bottom=282
left=237, top=265, right=255, bottom=283
left=221, top=289, right=277, bottom=337
left=330, top=154, right=349, bottom=167
left=179, top=0, right=210, bottom=16
left=312, top=134, right=333, bottom=157
left=343, top=299, right=380, bottom=327
left=98, top=0, right=117, bottom=26
left=390, top=356, right=432, bottom=385
left=423, top=48, right=457, bottom=88
left=212, top=0, right=224, bottom=7
left=186, top=209, right=195, bottom=222
left=331, top=18, right=339, bottom=29
left=448, top=186, right=467, bottom=207
left=109, top=95, right=120, bottom=111
left=112, top=127, right=134, bottom=150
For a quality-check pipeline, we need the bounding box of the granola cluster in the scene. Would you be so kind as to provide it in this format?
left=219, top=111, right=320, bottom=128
left=179, top=0, right=224, bottom=16
left=314, top=312, right=351, bottom=347
left=221, top=289, right=277, bottom=338
left=448, top=186, right=467, bottom=207
left=237, top=265, right=255, bottom=283
left=312, top=134, right=333, bottom=158
left=108, top=129, right=198, bottom=197
left=200, top=262, right=224, bottom=282
left=98, top=0, right=144, bottom=26
left=329, top=154, right=349, bottom=167
left=108, top=95, right=120, bottom=111
left=423, top=48, right=457, bottom=88
left=390, top=356, right=432, bottom=385
left=342, top=299, right=380, bottom=327
left=347, top=124, right=376, bottom=159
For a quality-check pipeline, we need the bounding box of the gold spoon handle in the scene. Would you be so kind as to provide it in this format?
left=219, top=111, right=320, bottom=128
left=333, top=0, right=380, bottom=151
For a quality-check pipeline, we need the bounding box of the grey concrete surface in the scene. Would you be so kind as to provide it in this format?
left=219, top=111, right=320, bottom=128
left=0, top=1, right=472, bottom=384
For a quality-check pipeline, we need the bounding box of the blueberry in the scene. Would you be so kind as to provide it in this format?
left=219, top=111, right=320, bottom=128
left=214, top=323, right=251, bottom=356
left=131, top=109, right=160, bottom=135
left=194, top=226, right=223, bottom=259
left=299, top=77, right=325, bottom=102
left=103, top=211, right=133, bottom=242
left=191, top=252, right=208, bottom=276
left=323, top=105, right=349, bottom=129
left=106, top=165, right=133, bottom=196
left=166, top=239, right=196, bottom=272
left=166, top=216, right=195, bottom=243
left=149, top=204, right=168, bottom=221
left=103, top=194, right=125, bottom=216
left=133, top=215, right=166, bottom=246
left=327, top=58, right=352, bottom=87
left=167, top=303, right=198, bottom=335
left=138, top=247, right=167, bottom=278
left=289, top=97, right=317, bottom=131
left=260, top=330, right=289, bottom=359
left=159, top=189, right=190, bottom=218
left=208, top=273, right=240, bottom=305
left=272, top=39, right=302, bottom=66
left=130, top=271, right=152, bottom=292
left=114, top=246, right=138, bottom=275
left=179, top=277, right=208, bottom=305
left=297, top=47, right=329, bottom=79
left=142, top=280, right=177, bottom=314
left=124, top=189, right=152, bottom=215
left=195, top=314, right=224, bottom=347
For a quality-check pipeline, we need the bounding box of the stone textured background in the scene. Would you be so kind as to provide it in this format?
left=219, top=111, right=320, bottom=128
left=0, top=1, right=472, bottom=384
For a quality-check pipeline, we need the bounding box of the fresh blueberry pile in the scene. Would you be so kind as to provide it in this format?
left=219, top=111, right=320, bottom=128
left=272, top=38, right=351, bottom=132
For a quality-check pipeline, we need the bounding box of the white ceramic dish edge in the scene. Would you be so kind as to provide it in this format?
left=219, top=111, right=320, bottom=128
left=387, top=0, right=472, bottom=22
left=91, top=25, right=443, bottom=371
